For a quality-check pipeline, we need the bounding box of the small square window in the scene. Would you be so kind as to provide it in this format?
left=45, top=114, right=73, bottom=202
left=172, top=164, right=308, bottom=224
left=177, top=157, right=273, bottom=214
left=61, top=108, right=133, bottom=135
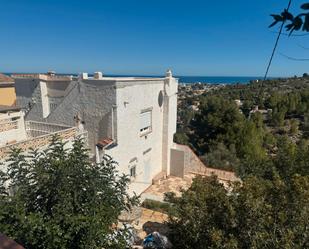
left=130, top=166, right=136, bottom=178
left=140, top=109, right=152, bottom=135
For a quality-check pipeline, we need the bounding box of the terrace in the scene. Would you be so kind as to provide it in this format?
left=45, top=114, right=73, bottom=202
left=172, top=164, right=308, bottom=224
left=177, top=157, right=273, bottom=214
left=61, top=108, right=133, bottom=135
left=0, top=121, right=86, bottom=158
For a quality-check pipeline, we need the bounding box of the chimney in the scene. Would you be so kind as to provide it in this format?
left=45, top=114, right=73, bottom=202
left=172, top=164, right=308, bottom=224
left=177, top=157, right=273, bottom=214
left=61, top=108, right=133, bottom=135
left=47, top=70, right=56, bottom=76
left=94, top=72, right=103, bottom=79
left=80, top=73, right=88, bottom=80
left=165, top=69, right=172, bottom=78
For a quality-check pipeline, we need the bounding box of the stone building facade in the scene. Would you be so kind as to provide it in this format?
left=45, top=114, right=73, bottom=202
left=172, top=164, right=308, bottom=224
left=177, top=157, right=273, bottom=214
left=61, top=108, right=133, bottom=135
left=14, top=70, right=178, bottom=195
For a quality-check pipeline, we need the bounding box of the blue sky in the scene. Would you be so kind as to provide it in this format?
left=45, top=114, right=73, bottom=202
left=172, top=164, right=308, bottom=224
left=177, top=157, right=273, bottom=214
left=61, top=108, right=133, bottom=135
left=1, top=0, right=308, bottom=76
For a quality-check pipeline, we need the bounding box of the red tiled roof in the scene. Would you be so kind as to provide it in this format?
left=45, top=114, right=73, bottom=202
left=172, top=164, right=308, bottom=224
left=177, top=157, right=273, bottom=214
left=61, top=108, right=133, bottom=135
left=96, top=138, right=114, bottom=148
left=0, top=74, right=14, bottom=83
left=0, top=234, right=24, bottom=249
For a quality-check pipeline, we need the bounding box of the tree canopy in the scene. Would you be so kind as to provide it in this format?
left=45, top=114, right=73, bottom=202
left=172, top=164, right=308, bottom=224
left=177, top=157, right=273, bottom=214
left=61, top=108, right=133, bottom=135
left=0, top=137, right=138, bottom=249
left=166, top=173, right=309, bottom=249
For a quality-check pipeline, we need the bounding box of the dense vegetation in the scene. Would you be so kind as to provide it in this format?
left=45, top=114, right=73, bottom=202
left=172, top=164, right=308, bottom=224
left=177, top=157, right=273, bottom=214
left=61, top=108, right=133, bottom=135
left=166, top=173, right=309, bottom=249
left=176, top=77, right=309, bottom=174
left=0, top=137, right=138, bottom=249
left=168, top=77, right=309, bottom=248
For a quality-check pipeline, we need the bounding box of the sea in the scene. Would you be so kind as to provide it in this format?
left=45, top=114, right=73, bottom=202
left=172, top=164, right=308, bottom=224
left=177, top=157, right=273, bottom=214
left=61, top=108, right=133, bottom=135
left=175, top=76, right=263, bottom=84
left=7, top=72, right=265, bottom=84
left=106, top=75, right=264, bottom=84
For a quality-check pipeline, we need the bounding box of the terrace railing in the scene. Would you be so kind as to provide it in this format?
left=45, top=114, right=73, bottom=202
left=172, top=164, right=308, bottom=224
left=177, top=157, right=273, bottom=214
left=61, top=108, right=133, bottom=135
left=0, top=123, right=87, bottom=158
left=0, top=119, right=18, bottom=133
left=25, top=121, right=72, bottom=137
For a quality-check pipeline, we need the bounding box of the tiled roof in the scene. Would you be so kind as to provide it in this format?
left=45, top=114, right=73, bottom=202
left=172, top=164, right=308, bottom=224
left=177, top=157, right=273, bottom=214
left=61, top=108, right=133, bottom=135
left=0, top=73, right=14, bottom=84
left=0, top=234, right=25, bottom=249
left=96, top=138, right=114, bottom=148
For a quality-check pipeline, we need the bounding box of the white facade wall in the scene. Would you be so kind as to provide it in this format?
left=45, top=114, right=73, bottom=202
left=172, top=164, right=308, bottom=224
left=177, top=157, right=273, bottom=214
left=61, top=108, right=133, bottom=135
left=0, top=111, right=27, bottom=146
left=106, top=81, right=166, bottom=195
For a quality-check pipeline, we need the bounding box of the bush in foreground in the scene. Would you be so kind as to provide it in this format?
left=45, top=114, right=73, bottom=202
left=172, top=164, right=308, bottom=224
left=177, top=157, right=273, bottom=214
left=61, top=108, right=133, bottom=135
left=166, top=175, right=309, bottom=249
left=0, top=137, right=138, bottom=249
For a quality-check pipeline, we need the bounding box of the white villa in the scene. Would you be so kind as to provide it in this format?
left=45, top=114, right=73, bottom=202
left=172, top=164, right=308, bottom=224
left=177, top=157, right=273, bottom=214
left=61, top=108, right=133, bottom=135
left=13, top=70, right=178, bottom=195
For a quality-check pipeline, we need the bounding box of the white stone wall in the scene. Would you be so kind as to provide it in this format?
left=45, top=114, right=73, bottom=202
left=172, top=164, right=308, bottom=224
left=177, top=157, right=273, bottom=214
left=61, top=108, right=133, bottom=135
left=105, top=77, right=178, bottom=195
left=0, top=111, right=27, bottom=146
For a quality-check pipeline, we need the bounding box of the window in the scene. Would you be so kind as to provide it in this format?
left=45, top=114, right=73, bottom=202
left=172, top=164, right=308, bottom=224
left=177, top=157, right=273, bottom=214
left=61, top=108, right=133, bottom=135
left=130, top=165, right=136, bottom=178
left=50, top=103, right=57, bottom=111
left=140, top=109, right=152, bottom=135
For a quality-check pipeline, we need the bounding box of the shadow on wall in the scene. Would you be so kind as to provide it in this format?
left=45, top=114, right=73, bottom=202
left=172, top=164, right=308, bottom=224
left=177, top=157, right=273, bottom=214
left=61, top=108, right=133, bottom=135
left=98, top=111, right=112, bottom=140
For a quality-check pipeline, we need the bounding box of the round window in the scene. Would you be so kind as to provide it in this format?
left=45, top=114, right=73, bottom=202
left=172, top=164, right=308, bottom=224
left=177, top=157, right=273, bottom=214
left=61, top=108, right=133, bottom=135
left=158, top=90, right=164, bottom=107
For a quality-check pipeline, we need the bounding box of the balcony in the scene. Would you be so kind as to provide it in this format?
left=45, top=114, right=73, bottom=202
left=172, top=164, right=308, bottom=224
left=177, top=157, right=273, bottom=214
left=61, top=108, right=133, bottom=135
left=0, top=121, right=87, bottom=158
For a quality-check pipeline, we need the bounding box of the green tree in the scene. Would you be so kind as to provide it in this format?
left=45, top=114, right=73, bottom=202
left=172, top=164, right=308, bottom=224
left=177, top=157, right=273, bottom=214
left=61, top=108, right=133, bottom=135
left=166, top=175, right=309, bottom=249
left=0, top=137, right=138, bottom=249
left=237, top=120, right=266, bottom=161
left=201, top=143, right=239, bottom=171
left=250, top=112, right=264, bottom=129
left=290, top=119, right=300, bottom=135
left=174, top=132, right=189, bottom=145
left=191, top=96, right=245, bottom=154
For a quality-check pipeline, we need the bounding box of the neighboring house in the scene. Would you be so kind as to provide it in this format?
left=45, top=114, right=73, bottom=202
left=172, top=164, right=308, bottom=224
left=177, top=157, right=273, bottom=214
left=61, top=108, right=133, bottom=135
left=14, top=70, right=178, bottom=195
left=0, top=73, right=16, bottom=106
left=0, top=105, right=86, bottom=172
left=234, top=99, right=243, bottom=107
left=249, top=105, right=271, bottom=119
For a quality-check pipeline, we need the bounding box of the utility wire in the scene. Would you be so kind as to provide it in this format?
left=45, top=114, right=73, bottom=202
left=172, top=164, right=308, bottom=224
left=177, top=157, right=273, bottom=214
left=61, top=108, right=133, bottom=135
left=271, top=31, right=309, bottom=37
left=264, top=0, right=292, bottom=81
left=279, top=52, right=309, bottom=61
left=297, top=43, right=309, bottom=50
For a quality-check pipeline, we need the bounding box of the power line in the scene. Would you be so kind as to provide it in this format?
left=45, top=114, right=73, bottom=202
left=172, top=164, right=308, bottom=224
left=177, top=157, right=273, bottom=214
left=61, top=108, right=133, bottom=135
left=297, top=43, right=309, bottom=50
left=279, top=52, right=309, bottom=61
left=271, top=31, right=309, bottom=37
left=264, top=0, right=293, bottom=81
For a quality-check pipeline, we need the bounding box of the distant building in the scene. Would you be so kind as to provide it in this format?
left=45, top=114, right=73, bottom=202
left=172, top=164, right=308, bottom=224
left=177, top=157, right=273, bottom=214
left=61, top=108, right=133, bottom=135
left=234, top=99, right=243, bottom=107
left=249, top=105, right=271, bottom=119
left=14, top=70, right=178, bottom=195
left=0, top=73, right=16, bottom=106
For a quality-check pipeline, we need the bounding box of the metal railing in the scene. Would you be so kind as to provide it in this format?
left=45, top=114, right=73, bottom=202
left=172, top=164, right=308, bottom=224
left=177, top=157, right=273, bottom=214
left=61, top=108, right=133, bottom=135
left=25, top=121, right=72, bottom=137
left=0, top=120, right=89, bottom=158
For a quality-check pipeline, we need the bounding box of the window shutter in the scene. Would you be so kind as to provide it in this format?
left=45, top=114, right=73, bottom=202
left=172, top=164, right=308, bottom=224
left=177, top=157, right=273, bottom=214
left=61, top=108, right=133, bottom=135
left=140, top=111, right=151, bottom=129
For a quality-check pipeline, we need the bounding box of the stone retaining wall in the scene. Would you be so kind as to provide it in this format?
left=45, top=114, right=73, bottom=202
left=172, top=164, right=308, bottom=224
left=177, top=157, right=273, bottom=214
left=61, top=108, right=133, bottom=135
left=173, top=143, right=239, bottom=182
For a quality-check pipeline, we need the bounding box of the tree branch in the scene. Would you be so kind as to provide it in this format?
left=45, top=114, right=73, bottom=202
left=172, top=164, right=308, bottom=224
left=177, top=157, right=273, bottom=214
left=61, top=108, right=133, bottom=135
left=264, top=0, right=293, bottom=80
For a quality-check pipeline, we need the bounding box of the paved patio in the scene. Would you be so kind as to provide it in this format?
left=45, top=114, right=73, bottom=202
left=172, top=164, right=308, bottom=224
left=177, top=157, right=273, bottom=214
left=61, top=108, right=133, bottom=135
left=142, top=174, right=195, bottom=201
left=142, top=172, right=234, bottom=202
